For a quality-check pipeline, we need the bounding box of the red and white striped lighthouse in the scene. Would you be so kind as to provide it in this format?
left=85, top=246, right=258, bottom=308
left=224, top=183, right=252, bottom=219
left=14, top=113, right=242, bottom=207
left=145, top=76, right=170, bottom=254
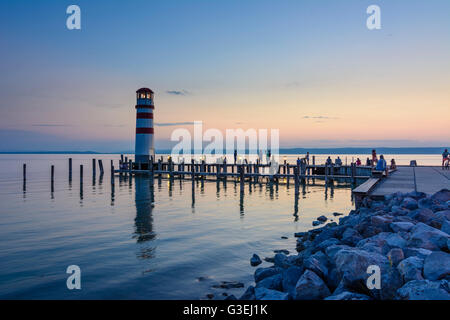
left=135, top=88, right=155, bottom=164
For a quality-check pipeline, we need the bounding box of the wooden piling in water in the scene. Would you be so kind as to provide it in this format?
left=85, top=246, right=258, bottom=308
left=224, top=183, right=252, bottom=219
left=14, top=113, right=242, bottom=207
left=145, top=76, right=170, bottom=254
left=294, top=166, right=299, bottom=195
left=111, top=164, right=115, bottom=185
left=92, top=158, right=96, bottom=176
left=80, top=165, right=83, bottom=184
left=98, top=159, right=104, bottom=175
left=68, top=158, right=72, bottom=181
left=23, top=163, right=26, bottom=181
left=239, top=165, right=244, bottom=192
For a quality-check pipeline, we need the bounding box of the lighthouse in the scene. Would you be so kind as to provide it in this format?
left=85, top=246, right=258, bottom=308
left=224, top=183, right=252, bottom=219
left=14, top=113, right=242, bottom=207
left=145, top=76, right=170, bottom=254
left=135, top=88, right=155, bottom=165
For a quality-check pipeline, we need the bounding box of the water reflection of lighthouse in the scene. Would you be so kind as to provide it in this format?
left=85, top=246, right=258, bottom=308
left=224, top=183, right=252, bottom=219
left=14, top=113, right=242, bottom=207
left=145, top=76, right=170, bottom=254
left=133, top=176, right=156, bottom=259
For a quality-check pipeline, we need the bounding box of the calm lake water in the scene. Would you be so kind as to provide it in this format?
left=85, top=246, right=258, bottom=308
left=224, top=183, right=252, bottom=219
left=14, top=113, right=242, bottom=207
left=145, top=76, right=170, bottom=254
left=0, top=153, right=440, bottom=299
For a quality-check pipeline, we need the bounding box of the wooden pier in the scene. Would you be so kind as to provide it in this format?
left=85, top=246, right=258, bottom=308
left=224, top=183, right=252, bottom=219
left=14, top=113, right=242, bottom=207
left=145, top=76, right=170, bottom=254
left=353, top=166, right=450, bottom=207
left=113, top=157, right=373, bottom=184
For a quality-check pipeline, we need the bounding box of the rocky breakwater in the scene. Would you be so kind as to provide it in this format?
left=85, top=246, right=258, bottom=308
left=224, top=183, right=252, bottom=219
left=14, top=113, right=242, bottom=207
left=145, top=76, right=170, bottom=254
left=241, top=189, right=450, bottom=300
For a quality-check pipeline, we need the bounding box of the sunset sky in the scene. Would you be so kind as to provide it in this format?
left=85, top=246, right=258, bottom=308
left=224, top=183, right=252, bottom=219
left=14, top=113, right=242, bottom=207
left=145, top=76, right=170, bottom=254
left=0, top=0, right=449, bottom=152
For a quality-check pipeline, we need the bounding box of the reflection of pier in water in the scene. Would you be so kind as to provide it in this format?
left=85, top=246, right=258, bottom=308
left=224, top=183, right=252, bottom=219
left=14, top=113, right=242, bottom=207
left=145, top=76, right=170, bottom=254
left=123, top=175, right=354, bottom=223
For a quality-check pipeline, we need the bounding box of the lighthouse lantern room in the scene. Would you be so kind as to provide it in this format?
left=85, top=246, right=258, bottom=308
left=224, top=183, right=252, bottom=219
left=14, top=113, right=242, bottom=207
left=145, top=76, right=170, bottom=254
left=134, top=87, right=155, bottom=166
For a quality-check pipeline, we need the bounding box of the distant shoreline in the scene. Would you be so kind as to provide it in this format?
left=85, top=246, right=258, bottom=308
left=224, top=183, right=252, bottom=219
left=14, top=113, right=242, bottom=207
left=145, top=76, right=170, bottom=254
left=0, top=147, right=448, bottom=155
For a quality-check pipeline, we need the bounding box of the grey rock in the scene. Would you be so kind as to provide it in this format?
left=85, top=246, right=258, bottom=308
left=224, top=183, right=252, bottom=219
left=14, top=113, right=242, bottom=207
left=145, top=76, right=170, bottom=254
left=304, top=256, right=328, bottom=279
left=335, top=248, right=389, bottom=290
left=373, top=267, right=404, bottom=300
left=397, top=280, right=450, bottom=300
left=406, top=191, right=427, bottom=200
left=326, top=268, right=341, bottom=292
left=212, top=281, right=244, bottom=289
left=403, top=247, right=432, bottom=260
left=387, top=248, right=405, bottom=266
left=397, top=256, right=424, bottom=282
left=431, top=189, right=450, bottom=203
left=294, top=232, right=308, bottom=240
left=385, top=233, right=408, bottom=249
left=325, top=291, right=371, bottom=300
left=390, top=222, right=414, bottom=233
left=281, top=266, right=304, bottom=296
left=250, top=254, right=262, bottom=267
left=274, top=253, right=291, bottom=269
left=315, top=238, right=340, bottom=252
left=325, top=244, right=351, bottom=263
left=254, top=287, right=289, bottom=300
left=402, top=197, right=419, bottom=210
left=312, top=220, right=322, bottom=226
left=341, top=228, right=363, bottom=246
left=441, top=220, right=450, bottom=235
left=273, top=249, right=289, bottom=255
left=423, top=251, right=450, bottom=281
left=317, top=215, right=328, bottom=222
left=408, top=222, right=449, bottom=251
left=254, top=267, right=282, bottom=283
left=239, top=286, right=256, bottom=300
left=333, top=212, right=344, bottom=216
left=255, top=273, right=282, bottom=291
left=294, top=270, right=331, bottom=300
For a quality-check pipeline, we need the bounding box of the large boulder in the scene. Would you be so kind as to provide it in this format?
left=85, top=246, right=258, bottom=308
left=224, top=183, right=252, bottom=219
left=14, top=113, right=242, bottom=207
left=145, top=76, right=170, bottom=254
left=402, top=197, right=418, bottom=210
left=408, top=208, right=435, bottom=225
left=387, top=248, right=405, bottom=266
left=408, top=222, right=449, bottom=251
left=239, top=285, right=256, bottom=300
left=255, top=273, right=283, bottom=291
left=325, top=245, right=351, bottom=263
left=273, top=253, right=291, bottom=269
left=315, top=238, right=340, bottom=252
left=254, top=267, right=282, bottom=283
left=254, top=287, right=289, bottom=300
left=250, top=254, right=262, bottom=267
left=431, top=189, right=450, bottom=203
left=341, top=228, right=363, bottom=246
left=357, top=232, right=406, bottom=254
left=390, top=222, right=415, bottom=233
left=372, top=267, right=404, bottom=300
left=294, top=270, right=331, bottom=300
left=397, top=280, right=450, bottom=300
left=281, top=266, right=304, bottom=296
left=403, top=247, right=432, bottom=260
left=423, top=252, right=450, bottom=281
left=304, top=256, right=328, bottom=280
left=397, top=256, right=424, bottom=282
left=441, top=220, right=450, bottom=235
left=335, top=248, right=389, bottom=291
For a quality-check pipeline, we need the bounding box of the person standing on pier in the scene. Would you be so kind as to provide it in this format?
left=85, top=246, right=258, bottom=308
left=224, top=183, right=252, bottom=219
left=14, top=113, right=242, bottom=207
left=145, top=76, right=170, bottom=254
left=234, top=149, right=237, bottom=164
left=442, top=149, right=449, bottom=169
left=356, top=158, right=362, bottom=166
left=371, top=149, right=378, bottom=167
left=305, top=152, right=310, bottom=165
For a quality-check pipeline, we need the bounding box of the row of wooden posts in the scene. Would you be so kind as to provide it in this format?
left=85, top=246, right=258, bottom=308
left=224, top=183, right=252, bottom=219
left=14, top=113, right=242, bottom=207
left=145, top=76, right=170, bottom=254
left=22, top=156, right=362, bottom=197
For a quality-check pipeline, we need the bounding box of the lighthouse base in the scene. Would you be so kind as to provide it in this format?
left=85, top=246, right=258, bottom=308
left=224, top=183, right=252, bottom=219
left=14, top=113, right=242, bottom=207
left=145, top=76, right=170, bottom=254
left=135, top=155, right=150, bottom=163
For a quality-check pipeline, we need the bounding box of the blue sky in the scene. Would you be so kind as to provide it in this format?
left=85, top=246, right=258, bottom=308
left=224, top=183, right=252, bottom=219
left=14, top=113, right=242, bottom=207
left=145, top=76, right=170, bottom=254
left=0, top=0, right=449, bottom=152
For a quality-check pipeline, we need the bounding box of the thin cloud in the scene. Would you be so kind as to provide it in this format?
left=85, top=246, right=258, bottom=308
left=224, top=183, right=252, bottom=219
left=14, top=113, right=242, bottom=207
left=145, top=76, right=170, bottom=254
left=155, top=122, right=195, bottom=127
left=166, top=90, right=191, bottom=96
left=303, top=116, right=340, bottom=120
left=32, top=124, right=74, bottom=127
